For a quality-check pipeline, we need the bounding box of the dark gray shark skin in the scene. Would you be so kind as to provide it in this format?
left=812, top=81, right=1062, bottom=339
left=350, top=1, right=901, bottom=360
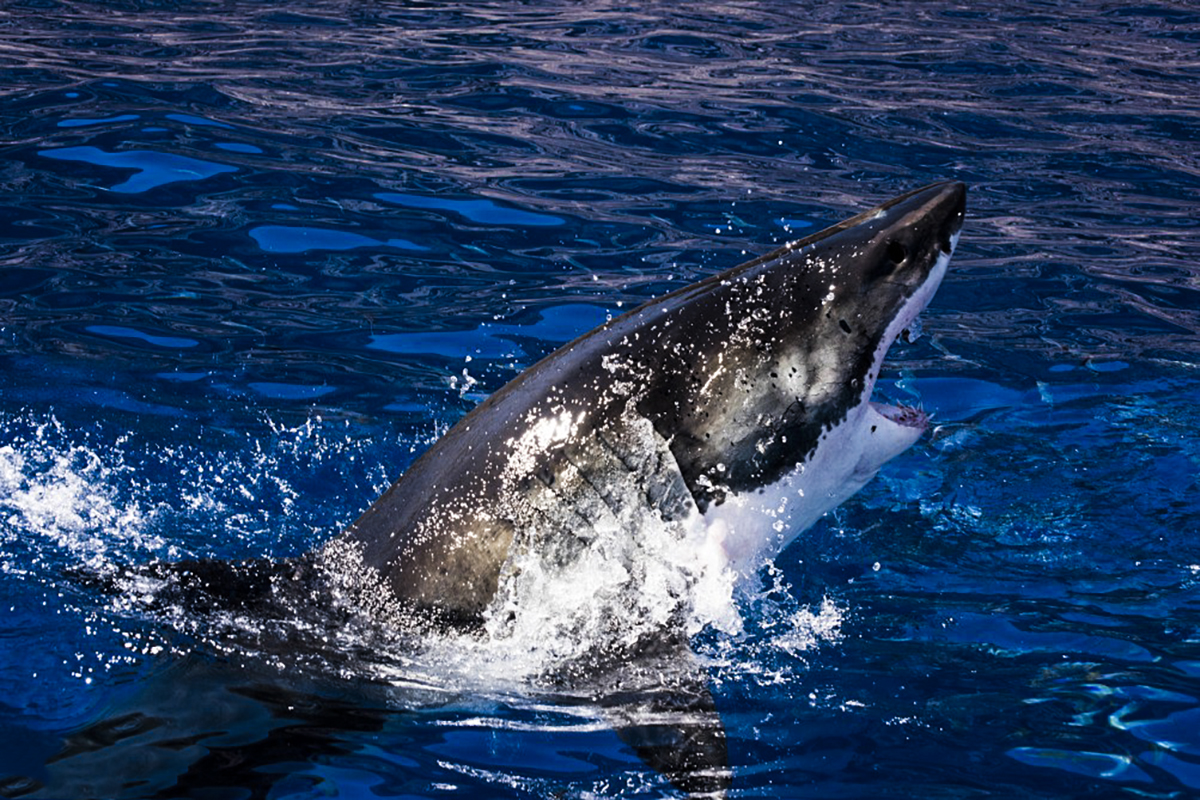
left=335, top=181, right=966, bottom=626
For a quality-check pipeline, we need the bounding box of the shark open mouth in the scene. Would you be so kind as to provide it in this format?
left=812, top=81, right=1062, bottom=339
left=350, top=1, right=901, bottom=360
left=861, top=229, right=959, bottom=438
left=873, top=310, right=932, bottom=431
left=871, top=401, right=930, bottom=430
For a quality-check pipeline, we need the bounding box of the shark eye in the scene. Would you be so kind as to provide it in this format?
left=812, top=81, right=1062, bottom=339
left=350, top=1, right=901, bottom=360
left=872, top=240, right=909, bottom=280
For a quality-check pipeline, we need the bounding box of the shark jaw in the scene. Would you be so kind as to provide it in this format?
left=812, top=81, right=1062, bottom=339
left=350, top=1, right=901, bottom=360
left=858, top=230, right=958, bottom=470
left=700, top=230, right=961, bottom=580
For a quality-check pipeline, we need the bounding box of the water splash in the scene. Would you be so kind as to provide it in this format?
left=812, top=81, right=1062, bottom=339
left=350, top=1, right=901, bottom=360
left=0, top=415, right=167, bottom=575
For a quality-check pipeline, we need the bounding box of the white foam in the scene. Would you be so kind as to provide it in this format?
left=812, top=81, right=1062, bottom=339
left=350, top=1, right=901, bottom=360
left=478, top=492, right=744, bottom=677
left=0, top=418, right=163, bottom=571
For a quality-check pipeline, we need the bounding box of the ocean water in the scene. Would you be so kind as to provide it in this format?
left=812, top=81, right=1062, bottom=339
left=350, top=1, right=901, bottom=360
left=1, top=0, right=1199, bottom=797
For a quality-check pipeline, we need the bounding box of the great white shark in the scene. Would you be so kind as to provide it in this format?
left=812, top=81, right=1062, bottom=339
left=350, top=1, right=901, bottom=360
left=330, top=180, right=965, bottom=623
left=324, top=180, right=963, bottom=795
left=43, top=181, right=966, bottom=799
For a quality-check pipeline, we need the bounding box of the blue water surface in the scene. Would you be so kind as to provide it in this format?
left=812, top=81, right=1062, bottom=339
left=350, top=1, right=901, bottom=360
left=1, top=0, right=1199, bottom=798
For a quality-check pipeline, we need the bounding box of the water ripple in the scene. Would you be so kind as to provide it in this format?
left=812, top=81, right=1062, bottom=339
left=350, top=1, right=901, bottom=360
left=1, top=1, right=1199, bottom=797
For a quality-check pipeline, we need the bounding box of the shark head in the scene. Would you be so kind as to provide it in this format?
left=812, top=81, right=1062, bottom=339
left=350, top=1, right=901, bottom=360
left=627, top=181, right=966, bottom=574
left=774, top=180, right=966, bottom=481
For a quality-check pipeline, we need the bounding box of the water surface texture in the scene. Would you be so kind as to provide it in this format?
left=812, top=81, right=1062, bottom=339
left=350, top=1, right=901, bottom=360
left=1, top=1, right=1199, bottom=797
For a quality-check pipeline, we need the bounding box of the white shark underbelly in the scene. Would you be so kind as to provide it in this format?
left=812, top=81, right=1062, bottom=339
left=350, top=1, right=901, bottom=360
left=697, top=400, right=924, bottom=579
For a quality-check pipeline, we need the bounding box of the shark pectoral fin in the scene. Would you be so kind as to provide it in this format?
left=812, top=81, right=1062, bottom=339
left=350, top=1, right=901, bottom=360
left=604, top=688, right=730, bottom=797
left=591, top=643, right=730, bottom=797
